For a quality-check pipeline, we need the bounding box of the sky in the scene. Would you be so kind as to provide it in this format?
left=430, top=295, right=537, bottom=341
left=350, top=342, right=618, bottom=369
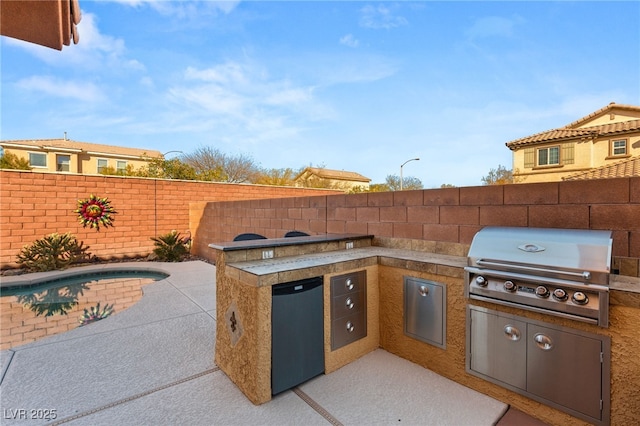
left=2, top=1, right=639, bottom=188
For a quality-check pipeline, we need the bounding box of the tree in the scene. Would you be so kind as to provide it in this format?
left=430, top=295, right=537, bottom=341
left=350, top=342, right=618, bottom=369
left=182, top=146, right=260, bottom=183
left=0, top=152, right=31, bottom=170
left=382, top=174, right=423, bottom=191
left=481, top=165, right=513, bottom=185
left=142, top=157, right=197, bottom=180
left=440, top=183, right=456, bottom=188
left=99, top=164, right=137, bottom=176
left=253, top=168, right=297, bottom=186
left=368, top=183, right=391, bottom=192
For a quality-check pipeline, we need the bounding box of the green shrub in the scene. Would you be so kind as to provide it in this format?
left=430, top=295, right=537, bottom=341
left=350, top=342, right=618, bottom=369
left=17, top=233, right=91, bottom=272
left=151, top=231, right=190, bottom=262
left=0, top=152, right=31, bottom=170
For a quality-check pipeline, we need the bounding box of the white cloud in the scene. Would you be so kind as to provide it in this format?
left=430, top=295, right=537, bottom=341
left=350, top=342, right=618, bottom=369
left=465, top=15, right=525, bottom=40
left=162, top=59, right=333, bottom=147
left=185, top=62, right=249, bottom=85
left=174, top=62, right=298, bottom=112
left=4, top=12, right=144, bottom=72
left=140, top=76, right=155, bottom=87
left=168, top=84, right=246, bottom=114
left=359, top=5, right=408, bottom=30
left=108, top=0, right=240, bottom=17
left=15, top=76, right=106, bottom=102
left=340, top=34, right=360, bottom=48
left=312, top=54, right=398, bottom=86
left=265, top=87, right=314, bottom=106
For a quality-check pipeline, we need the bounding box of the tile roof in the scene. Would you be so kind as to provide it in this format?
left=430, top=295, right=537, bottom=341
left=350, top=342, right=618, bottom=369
left=563, top=103, right=640, bottom=129
left=562, top=156, right=640, bottom=181
left=506, top=103, right=640, bottom=149
left=0, top=138, right=163, bottom=158
left=296, top=167, right=371, bottom=182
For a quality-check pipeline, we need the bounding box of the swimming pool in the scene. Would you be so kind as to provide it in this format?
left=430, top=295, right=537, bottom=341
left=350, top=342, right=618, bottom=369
left=1, top=270, right=168, bottom=350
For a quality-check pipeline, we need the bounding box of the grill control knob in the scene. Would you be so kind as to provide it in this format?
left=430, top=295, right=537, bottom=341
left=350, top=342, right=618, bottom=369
left=552, top=288, right=568, bottom=301
left=504, top=280, right=517, bottom=292
left=572, top=291, right=589, bottom=305
left=475, top=276, right=487, bottom=287
left=535, top=286, right=550, bottom=298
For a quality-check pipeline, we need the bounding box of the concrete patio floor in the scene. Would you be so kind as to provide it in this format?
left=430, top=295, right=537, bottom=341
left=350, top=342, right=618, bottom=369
left=1, top=261, right=544, bottom=425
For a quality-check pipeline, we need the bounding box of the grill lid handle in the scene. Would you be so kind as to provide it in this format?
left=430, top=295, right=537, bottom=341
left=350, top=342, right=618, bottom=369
left=476, top=259, right=592, bottom=281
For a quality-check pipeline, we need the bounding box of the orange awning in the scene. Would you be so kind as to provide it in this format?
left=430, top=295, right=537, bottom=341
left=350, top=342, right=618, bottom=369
left=0, top=0, right=81, bottom=50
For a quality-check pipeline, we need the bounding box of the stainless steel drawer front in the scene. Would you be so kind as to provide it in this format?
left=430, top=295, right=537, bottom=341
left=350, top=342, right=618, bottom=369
left=331, top=270, right=367, bottom=350
left=331, top=272, right=364, bottom=296
left=331, top=290, right=366, bottom=319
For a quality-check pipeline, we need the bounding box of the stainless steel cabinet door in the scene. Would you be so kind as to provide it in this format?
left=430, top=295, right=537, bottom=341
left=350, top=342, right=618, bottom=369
left=527, top=324, right=603, bottom=420
left=404, top=277, right=446, bottom=349
left=469, top=309, right=527, bottom=390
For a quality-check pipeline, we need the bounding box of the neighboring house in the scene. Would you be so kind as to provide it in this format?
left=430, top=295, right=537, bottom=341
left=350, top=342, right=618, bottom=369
left=294, top=167, right=371, bottom=191
left=506, top=102, right=640, bottom=183
left=0, top=138, right=163, bottom=175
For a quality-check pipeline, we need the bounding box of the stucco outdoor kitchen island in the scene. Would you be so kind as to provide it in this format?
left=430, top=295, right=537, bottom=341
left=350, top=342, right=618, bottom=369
left=208, top=233, right=464, bottom=405
left=208, top=233, right=640, bottom=426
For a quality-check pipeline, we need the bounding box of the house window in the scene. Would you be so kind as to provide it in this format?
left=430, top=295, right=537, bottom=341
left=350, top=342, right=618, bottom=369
left=97, top=158, right=108, bottom=173
left=28, top=152, right=47, bottom=168
left=611, top=139, right=627, bottom=156
left=537, top=146, right=560, bottom=166
left=116, top=160, right=127, bottom=175
left=56, top=155, right=70, bottom=172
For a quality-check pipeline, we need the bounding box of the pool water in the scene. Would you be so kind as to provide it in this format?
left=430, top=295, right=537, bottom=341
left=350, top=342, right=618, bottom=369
left=0, top=271, right=168, bottom=350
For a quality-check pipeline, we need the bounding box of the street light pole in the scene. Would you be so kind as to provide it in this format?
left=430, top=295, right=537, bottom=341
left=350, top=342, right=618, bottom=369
left=400, top=158, right=420, bottom=191
left=162, top=150, right=183, bottom=158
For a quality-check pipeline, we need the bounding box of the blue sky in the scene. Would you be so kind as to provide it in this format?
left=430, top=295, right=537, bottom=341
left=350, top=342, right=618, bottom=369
left=2, top=1, right=639, bottom=187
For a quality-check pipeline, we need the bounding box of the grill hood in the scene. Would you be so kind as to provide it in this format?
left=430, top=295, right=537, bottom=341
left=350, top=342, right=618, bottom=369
left=467, top=227, right=613, bottom=285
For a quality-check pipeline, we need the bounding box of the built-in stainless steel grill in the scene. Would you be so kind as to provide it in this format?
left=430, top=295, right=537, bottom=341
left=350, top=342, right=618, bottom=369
left=465, top=227, right=613, bottom=327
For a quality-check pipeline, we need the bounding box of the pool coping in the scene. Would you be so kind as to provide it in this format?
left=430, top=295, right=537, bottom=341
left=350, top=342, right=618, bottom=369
left=0, top=262, right=175, bottom=289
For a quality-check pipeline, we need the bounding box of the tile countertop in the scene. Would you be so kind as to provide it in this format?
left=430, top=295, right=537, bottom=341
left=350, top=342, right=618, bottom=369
left=610, top=274, right=640, bottom=294
left=226, top=246, right=464, bottom=287
left=208, top=233, right=374, bottom=251
left=225, top=246, right=640, bottom=295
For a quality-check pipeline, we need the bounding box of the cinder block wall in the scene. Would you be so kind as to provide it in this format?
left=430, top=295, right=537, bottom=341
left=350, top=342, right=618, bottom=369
left=0, top=170, right=339, bottom=268
left=193, top=177, right=640, bottom=277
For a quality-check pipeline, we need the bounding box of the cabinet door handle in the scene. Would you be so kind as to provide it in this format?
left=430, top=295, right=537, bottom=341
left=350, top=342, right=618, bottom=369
left=503, top=325, right=521, bottom=341
left=534, top=333, right=553, bottom=351
left=419, top=285, right=429, bottom=297
left=346, top=321, right=355, bottom=333
left=345, top=297, right=354, bottom=310
left=345, top=278, right=354, bottom=291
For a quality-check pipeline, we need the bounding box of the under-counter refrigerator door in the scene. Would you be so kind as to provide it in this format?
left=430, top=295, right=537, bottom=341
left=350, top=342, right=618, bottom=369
left=527, top=324, right=603, bottom=421
left=271, top=277, right=325, bottom=395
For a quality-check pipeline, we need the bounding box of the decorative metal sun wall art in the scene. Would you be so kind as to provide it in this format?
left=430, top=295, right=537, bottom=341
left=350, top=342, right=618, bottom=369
left=74, top=194, right=117, bottom=231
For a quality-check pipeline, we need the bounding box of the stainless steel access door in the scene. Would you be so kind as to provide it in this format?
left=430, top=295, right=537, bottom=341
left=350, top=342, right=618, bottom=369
left=468, top=308, right=527, bottom=390
left=527, top=323, right=603, bottom=420
left=404, top=277, right=446, bottom=349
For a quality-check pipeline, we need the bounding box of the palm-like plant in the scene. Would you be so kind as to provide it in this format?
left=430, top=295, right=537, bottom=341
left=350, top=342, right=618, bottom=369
left=17, top=233, right=91, bottom=272
left=151, top=231, right=190, bottom=262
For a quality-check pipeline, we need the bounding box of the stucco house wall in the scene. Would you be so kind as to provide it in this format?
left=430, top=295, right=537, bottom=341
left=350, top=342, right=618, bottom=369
left=0, top=139, right=162, bottom=175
